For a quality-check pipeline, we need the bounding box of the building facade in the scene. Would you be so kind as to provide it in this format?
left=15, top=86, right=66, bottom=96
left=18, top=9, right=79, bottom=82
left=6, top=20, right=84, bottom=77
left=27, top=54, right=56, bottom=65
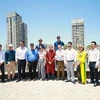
left=71, top=19, right=84, bottom=48
left=6, top=12, right=28, bottom=50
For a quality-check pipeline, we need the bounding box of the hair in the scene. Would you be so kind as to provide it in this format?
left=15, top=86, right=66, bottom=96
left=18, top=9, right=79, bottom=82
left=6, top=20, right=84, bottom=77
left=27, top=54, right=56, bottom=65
left=91, top=41, right=97, bottom=45
left=68, top=42, right=72, bottom=45
left=0, top=44, right=2, bottom=47
left=20, top=40, right=25, bottom=44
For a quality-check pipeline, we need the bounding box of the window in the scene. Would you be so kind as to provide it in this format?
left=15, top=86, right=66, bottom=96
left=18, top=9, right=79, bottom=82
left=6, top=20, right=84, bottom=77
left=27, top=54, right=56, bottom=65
left=13, top=16, right=17, bottom=21
left=6, top=18, right=8, bottom=23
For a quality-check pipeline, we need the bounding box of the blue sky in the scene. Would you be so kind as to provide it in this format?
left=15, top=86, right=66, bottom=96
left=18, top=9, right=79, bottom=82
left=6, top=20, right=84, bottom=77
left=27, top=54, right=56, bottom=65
left=0, top=0, right=100, bottom=48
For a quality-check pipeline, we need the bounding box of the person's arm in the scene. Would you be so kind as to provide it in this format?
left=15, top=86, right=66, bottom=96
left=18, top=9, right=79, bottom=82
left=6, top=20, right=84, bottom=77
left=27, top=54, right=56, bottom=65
left=15, top=49, right=18, bottom=63
left=95, top=50, right=100, bottom=68
left=64, top=50, right=67, bottom=65
left=5, top=51, right=8, bottom=64
left=51, top=51, right=56, bottom=63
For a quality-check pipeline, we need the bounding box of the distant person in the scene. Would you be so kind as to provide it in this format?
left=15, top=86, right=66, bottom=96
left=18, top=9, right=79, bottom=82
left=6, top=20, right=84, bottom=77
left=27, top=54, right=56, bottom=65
left=26, top=43, right=38, bottom=81
left=64, top=42, right=76, bottom=84
left=16, top=40, right=27, bottom=82
left=76, top=45, right=87, bottom=84
left=38, top=46, right=46, bottom=81
left=54, top=36, right=64, bottom=51
left=0, top=44, right=5, bottom=83
left=5, top=44, right=16, bottom=81
left=88, top=41, right=99, bottom=87
left=55, top=45, right=65, bottom=80
left=35, top=38, right=45, bottom=51
left=46, top=45, right=55, bottom=80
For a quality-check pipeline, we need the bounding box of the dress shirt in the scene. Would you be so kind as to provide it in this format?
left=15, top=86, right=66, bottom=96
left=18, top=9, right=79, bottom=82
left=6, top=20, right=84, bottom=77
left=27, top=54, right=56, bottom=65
left=16, top=47, right=27, bottom=61
left=26, top=49, right=38, bottom=62
left=55, top=49, right=65, bottom=61
left=88, top=48, right=99, bottom=66
left=0, top=50, right=5, bottom=63
left=5, top=50, right=15, bottom=64
left=64, top=48, right=76, bottom=62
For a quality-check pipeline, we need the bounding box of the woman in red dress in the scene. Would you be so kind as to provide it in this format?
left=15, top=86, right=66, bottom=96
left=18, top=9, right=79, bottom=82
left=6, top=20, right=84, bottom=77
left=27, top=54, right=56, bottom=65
left=46, top=45, right=55, bottom=80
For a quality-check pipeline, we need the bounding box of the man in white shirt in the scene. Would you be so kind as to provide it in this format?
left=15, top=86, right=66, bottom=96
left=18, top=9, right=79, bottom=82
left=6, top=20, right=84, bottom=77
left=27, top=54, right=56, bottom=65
left=88, top=41, right=99, bottom=87
left=64, top=42, right=76, bottom=84
left=16, top=40, right=27, bottom=82
left=0, top=44, right=5, bottom=82
left=55, top=45, right=65, bottom=80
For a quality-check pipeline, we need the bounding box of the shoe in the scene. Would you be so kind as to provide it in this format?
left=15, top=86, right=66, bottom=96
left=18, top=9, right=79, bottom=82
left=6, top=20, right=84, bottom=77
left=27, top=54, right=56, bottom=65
left=57, top=78, right=60, bottom=81
left=90, top=80, right=94, bottom=84
left=2, top=80, right=5, bottom=83
left=16, top=79, right=21, bottom=82
left=28, top=79, right=32, bottom=82
left=33, top=79, right=35, bottom=81
left=94, top=82, right=98, bottom=87
left=12, top=78, right=15, bottom=81
left=65, top=80, right=71, bottom=82
left=61, top=78, right=65, bottom=81
left=72, top=80, right=76, bottom=84
left=7, top=79, right=11, bottom=82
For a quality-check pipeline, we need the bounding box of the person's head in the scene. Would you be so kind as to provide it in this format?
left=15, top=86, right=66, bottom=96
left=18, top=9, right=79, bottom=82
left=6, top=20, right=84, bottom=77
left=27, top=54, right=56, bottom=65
left=30, top=43, right=34, bottom=50
left=49, top=44, right=53, bottom=51
left=57, top=36, right=61, bottom=42
left=78, top=45, right=84, bottom=52
left=9, top=44, right=13, bottom=51
left=20, top=40, right=25, bottom=48
left=39, top=46, right=44, bottom=52
left=38, top=38, right=43, bottom=44
left=0, top=44, right=2, bottom=50
left=67, top=42, right=72, bottom=49
left=58, top=44, right=62, bottom=50
left=91, top=41, right=97, bottom=49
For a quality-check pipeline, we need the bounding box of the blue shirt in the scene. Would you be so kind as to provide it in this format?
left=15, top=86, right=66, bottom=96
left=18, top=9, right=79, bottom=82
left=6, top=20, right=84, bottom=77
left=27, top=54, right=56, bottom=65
left=26, top=49, right=38, bottom=62
left=54, top=41, right=64, bottom=51
left=5, top=50, right=15, bottom=64
left=35, top=44, right=45, bottom=50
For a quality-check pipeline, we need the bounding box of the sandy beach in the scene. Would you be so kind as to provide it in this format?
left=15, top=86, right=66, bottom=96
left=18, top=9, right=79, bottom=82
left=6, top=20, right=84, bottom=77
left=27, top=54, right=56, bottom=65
left=0, top=79, right=100, bottom=100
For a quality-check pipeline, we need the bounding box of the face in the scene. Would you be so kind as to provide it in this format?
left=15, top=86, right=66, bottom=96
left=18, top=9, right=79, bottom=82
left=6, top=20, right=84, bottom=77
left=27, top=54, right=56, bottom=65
left=57, top=37, right=60, bottom=41
left=79, top=46, right=83, bottom=51
left=20, top=42, right=24, bottom=47
left=91, top=43, right=96, bottom=49
left=67, top=43, right=72, bottom=49
left=58, top=45, right=62, bottom=50
left=9, top=46, right=13, bottom=51
left=49, top=46, right=53, bottom=50
left=40, top=47, right=43, bottom=51
left=0, top=46, right=2, bottom=50
left=30, top=45, right=34, bottom=49
left=39, top=40, right=42, bottom=44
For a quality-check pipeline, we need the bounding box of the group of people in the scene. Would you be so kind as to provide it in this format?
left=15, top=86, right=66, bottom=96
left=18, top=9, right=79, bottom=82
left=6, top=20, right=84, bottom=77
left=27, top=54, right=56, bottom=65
left=0, top=36, right=99, bottom=87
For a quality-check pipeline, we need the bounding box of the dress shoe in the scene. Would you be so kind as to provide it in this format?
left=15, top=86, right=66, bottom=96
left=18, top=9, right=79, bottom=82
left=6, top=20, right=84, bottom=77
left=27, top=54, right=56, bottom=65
left=94, top=82, right=98, bottom=87
left=16, top=79, right=21, bottom=82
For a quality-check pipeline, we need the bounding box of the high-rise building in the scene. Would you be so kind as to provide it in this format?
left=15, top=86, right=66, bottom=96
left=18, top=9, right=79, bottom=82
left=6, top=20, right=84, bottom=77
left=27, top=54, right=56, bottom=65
left=71, top=18, right=84, bottom=48
left=6, top=12, right=28, bottom=50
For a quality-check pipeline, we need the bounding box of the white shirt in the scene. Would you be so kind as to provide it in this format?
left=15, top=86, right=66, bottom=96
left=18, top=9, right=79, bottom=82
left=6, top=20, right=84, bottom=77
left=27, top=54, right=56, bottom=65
left=64, top=48, right=76, bottom=61
left=16, top=47, right=27, bottom=61
left=88, top=48, right=99, bottom=66
left=55, top=49, right=65, bottom=61
left=0, top=50, right=5, bottom=63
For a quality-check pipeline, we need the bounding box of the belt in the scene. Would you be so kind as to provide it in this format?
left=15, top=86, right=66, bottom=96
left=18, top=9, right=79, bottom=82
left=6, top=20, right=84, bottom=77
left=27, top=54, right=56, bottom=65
left=18, top=59, right=25, bottom=61
left=67, top=60, right=74, bottom=62
left=89, top=61, right=96, bottom=63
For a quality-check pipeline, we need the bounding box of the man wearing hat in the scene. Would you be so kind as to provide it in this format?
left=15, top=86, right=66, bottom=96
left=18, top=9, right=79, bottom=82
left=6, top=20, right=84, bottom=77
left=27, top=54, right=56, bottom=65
left=0, top=44, right=5, bottom=82
left=35, top=38, right=45, bottom=51
left=5, top=44, right=16, bottom=81
left=54, top=36, right=64, bottom=51
left=26, top=43, right=38, bottom=81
